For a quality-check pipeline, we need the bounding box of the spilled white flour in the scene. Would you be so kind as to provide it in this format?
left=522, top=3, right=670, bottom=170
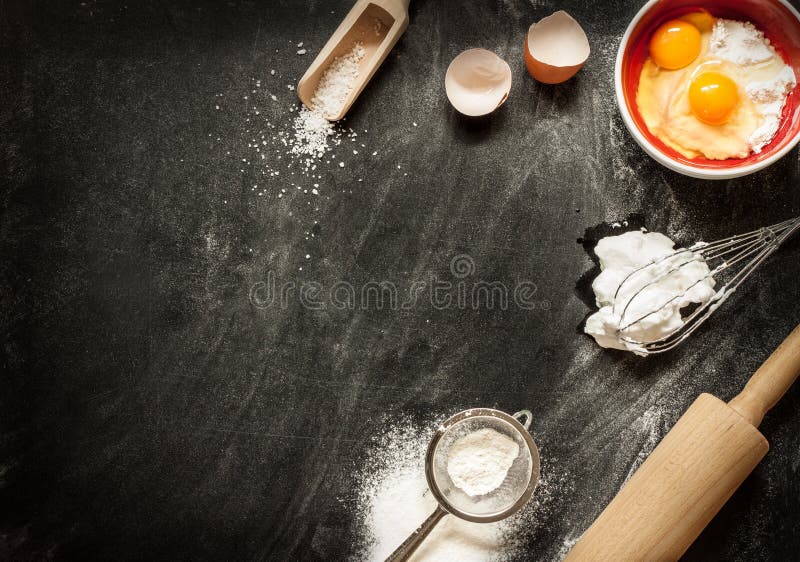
left=355, top=418, right=542, bottom=562
left=447, top=428, right=520, bottom=497
left=289, top=107, right=335, bottom=161
left=584, top=230, right=716, bottom=356
left=211, top=38, right=395, bottom=218
left=290, top=42, right=367, bottom=166
left=622, top=406, right=664, bottom=484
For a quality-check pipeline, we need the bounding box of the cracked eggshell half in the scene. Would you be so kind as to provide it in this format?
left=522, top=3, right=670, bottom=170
left=445, top=48, right=512, bottom=116
left=525, top=11, right=590, bottom=84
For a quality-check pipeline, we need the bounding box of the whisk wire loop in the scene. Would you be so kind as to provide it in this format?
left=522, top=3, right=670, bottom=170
left=615, top=216, right=800, bottom=354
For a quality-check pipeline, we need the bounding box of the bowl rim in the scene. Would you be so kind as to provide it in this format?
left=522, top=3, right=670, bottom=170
left=614, top=0, right=800, bottom=180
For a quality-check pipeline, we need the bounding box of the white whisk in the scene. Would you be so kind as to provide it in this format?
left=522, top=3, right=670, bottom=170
left=614, top=216, right=800, bottom=354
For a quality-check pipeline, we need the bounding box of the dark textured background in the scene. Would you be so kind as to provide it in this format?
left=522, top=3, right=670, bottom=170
left=2, top=0, right=799, bottom=560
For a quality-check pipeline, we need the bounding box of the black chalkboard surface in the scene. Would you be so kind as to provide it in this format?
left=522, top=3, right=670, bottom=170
left=2, top=1, right=799, bottom=560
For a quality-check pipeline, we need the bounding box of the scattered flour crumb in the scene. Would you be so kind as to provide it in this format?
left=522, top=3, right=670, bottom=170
left=355, top=418, right=533, bottom=562
left=352, top=414, right=577, bottom=562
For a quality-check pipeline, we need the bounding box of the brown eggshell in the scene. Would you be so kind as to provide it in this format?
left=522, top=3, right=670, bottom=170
left=525, top=11, right=590, bottom=84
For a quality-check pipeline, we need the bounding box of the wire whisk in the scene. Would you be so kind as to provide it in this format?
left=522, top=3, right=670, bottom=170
left=615, top=216, right=800, bottom=354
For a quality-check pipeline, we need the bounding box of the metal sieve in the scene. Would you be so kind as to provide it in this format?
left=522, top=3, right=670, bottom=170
left=385, top=408, right=540, bottom=561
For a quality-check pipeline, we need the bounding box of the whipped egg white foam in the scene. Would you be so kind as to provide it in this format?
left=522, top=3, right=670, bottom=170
left=584, top=230, right=717, bottom=355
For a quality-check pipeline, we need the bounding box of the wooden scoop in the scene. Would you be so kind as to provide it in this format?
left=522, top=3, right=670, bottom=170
left=566, top=324, right=800, bottom=561
left=297, top=0, right=410, bottom=121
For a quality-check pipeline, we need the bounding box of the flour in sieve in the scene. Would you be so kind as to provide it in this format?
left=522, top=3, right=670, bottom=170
left=446, top=428, right=520, bottom=497
left=354, top=416, right=536, bottom=562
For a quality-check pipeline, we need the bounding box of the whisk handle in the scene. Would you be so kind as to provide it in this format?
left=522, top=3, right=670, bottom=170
left=729, top=324, right=800, bottom=427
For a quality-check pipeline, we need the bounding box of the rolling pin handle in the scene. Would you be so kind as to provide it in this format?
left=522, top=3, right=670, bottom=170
left=728, top=324, right=800, bottom=427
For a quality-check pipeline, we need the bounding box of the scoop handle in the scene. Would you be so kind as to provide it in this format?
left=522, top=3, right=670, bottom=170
left=384, top=506, right=446, bottom=562
left=374, top=0, right=410, bottom=15
left=729, top=324, right=800, bottom=427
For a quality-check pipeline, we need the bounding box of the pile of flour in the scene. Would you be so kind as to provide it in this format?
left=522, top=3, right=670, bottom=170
left=447, top=428, right=520, bottom=497
left=211, top=39, right=387, bottom=210
left=355, top=418, right=533, bottom=561
left=290, top=41, right=367, bottom=167
left=310, top=42, right=366, bottom=117
left=709, top=19, right=797, bottom=153
left=709, top=19, right=775, bottom=65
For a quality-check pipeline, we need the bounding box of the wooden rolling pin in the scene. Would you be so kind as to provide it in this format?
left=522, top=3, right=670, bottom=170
left=566, top=324, right=800, bottom=561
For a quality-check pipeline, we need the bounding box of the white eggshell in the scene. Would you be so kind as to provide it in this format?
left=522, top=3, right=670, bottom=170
left=445, top=48, right=512, bottom=117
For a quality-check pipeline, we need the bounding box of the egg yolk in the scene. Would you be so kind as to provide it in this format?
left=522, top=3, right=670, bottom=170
left=688, top=72, right=739, bottom=125
left=680, top=10, right=715, bottom=33
left=649, top=20, right=702, bottom=70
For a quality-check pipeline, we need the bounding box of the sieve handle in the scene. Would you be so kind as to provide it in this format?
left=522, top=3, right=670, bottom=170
left=513, top=409, right=533, bottom=431
left=384, top=506, right=447, bottom=562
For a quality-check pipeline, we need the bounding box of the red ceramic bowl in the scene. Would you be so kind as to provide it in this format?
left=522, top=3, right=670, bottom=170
left=616, top=0, right=800, bottom=179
